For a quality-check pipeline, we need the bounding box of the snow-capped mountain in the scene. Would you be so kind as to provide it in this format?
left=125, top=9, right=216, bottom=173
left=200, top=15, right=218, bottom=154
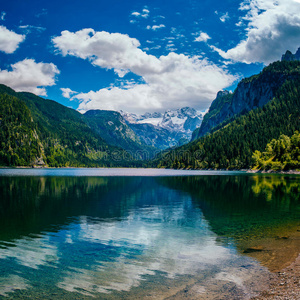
left=120, top=107, right=206, bottom=149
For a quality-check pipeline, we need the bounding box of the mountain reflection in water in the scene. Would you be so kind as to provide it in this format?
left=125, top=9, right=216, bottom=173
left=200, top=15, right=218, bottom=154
left=0, top=172, right=299, bottom=299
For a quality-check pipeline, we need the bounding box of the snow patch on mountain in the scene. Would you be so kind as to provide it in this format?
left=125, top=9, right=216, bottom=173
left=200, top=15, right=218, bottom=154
left=137, top=118, right=163, bottom=126
left=120, top=107, right=206, bottom=149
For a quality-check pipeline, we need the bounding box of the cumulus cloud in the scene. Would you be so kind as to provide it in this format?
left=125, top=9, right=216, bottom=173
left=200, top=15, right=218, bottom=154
left=212, top=0, right=300, bottom=64
left=147, top=24, right=165, bottom=31
left=0, top=26, right=25, bottom=54
left=131, top=12, right=140, bottom=17
left=52, top=29, right=160, bottom=78
left=61, top=87, right=77, bottom=98
left=194, top=32, right=211, bottom=42
left=53, top=29, right=237, bottom=113
left=0, top=59, right=60, bottom=96
left=131, top=8, right=149, bottom=19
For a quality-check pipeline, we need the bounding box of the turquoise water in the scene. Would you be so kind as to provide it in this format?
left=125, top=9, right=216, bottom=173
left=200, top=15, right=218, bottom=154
left=0, top=169, right=299, bottom=299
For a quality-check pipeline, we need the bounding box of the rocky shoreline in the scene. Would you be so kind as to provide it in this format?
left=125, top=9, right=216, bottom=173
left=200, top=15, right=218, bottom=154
left=252, top=254, right=300, bottom=299
left=246, top=169, right=300, bottom=175
left=167, top=226, right=300, bottom=299
left=244, top=225, right=300, bottom=299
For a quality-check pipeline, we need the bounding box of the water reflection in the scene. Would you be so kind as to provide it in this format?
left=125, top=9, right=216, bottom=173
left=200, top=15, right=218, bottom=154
left=0, top=174, right=299, bottom=298
left=0, top=275, right=30, bottom=297
left=160, top=175, right=300, bottom=239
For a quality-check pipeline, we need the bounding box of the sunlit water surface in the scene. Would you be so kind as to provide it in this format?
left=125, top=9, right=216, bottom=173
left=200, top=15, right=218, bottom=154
left=0, top=168, right=299, bottom=299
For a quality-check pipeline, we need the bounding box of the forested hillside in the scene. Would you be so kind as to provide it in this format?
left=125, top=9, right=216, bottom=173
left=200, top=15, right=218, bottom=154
left=193, top=60, right=300, bottom=140
left=0, top=85, right=143, bottom=167
left=157, top=61, right=300, bottom=170
left=0, top=94, right=44, bottom=166
left=84, top=110, right=157, bottom=159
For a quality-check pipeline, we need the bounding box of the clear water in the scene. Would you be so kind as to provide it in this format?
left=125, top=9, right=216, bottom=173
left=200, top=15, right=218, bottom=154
left=0, top=169, right=299, bottom=299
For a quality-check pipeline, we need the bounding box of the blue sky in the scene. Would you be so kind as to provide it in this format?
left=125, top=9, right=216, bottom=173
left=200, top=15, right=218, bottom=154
left=0, top=0, right=300, bottom=114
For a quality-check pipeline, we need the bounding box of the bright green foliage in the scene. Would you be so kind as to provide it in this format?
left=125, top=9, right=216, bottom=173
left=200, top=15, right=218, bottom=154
left=0, top=94, right=44, bottom=166
left=252, top=131, right=300, bottom=170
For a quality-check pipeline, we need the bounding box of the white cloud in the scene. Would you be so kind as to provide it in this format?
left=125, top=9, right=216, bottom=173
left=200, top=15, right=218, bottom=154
left=0, top=59, right=60, bottom=96
left=131, top=8, right=149, bottom=19
left=212, top=0, right=300, bottom=64
left=165, top=46, right=177, bottom=52
left=131, top=12, right=140, bottom=17
left=220, top=12, right=230, bottom=23
left=194, top=32, right=211, bottom=42
left=52, top=29, right=160, bottom=78
left=0, top=25, right=25, bottom=54
left=147, top=24, right=165, bottom=31
left=1, top=11, right=6, bottom=21
left=19, top=25, right=46, bottom=34
left=61, top=87, right=77, bottom=98
left=53, top=29, right=237, bottom=113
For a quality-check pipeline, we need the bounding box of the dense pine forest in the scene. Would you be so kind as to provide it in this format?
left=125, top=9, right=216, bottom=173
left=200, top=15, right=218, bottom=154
left=0, top=85, right=146, bottom=167
left=156, top=61, right=300, bottom=170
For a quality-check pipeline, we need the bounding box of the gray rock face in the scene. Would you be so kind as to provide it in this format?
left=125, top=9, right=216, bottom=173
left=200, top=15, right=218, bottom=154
left=281, top=47, right=300, bottom=61
left=194, top=57, right=300, bottom=140
left=128, top=123, right=179, bottom=150
left=121, top=107, right=205, bottom=149
left=84, top=110, right=157, bottom=158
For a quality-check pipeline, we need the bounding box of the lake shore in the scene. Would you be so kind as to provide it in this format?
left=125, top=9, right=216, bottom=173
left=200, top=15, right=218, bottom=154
left=1, top=165, right=300, bottom=176
left=247, top=226, right=300, bottom=299
left=251, top=253, right=300, bottom=299
left=167, top=225, right=300, bottom=299
left=247, top=169, right=300, bottom=175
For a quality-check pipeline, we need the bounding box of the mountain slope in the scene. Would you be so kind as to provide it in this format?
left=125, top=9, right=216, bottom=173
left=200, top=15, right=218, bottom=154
left=0, top=93, right=44, bottom=166
left=128, top=123, right=178, bottom=150
left=194, top=60, right=300, bottom=139
left=84, top=110, right=157, bottom=159
left=157, top=60, right=300, bottom=169
left=122, top=107, right=204, bottom=149
left=0, top=84, right=139, bottom=167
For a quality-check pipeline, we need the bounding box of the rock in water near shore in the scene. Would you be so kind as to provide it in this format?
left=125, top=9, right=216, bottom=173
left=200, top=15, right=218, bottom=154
left=275, top=236, right=289, bottom=240
left=244, top=246, right=265, bottom=253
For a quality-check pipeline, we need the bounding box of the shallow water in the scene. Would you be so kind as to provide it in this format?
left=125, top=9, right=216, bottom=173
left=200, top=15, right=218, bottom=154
left=0, top=169, right=299, bottom=299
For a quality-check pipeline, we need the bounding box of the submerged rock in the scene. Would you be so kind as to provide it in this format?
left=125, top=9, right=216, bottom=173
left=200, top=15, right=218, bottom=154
left=243, top=246, right=265, bottom=253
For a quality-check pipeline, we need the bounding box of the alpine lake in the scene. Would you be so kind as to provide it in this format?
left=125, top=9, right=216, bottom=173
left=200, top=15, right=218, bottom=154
left=0, top=168, right=299, bottom=299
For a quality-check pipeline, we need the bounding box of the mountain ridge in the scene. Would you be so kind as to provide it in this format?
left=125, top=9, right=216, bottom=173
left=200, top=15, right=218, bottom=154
left=121, top=107, right=205, bottom=149
left=156, top=59, right=300, bottom=169
left=0, top=85, right=147, bottom=167
left=193, top=59, right=300, bottom=140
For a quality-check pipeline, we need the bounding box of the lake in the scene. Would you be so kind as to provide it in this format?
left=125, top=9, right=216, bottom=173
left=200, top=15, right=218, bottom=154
left=0, top=168, right=299, bottom=299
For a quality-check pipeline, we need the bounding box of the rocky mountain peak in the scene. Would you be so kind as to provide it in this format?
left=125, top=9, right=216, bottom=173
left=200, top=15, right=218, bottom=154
left=120, top=107, right=206, bottom=149
left=216, top=90, right=230, bottom=99
left=193, top=57, right=300, bottom=140
left=281, top=47, right=300, bottom=61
